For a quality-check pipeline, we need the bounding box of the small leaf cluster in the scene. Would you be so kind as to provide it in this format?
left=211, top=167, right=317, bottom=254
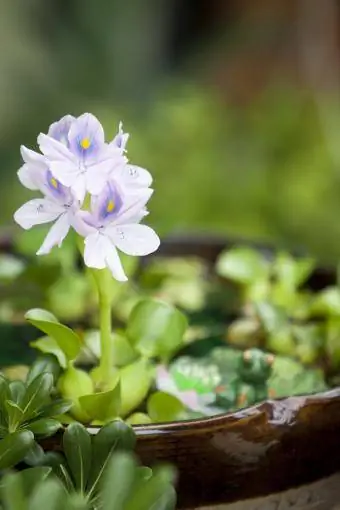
left=27, top=299, right=188, bottom=425
left=0, top=421, right=176, bottom=510
left=217, top=246, right=340, bottom=369
left=0, top=356, right=71, bottom=470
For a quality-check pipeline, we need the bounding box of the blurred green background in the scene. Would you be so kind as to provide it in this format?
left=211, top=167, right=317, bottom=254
left=3, top=0, right=340, bottom=263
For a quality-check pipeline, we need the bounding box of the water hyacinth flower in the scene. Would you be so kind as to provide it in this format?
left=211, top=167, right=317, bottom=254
left=37, top=113, right=126, bottom=202
left=14, top=151, right=79, bottom=255
left=74, top=181, right=159, bottom=281
left=14, top=112, right=160, bottom=280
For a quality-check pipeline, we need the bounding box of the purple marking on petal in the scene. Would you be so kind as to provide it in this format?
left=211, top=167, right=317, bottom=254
left=68, top=113, right=105, bottom=163
left=45, top=170, right=67, bottom=200
left=97, top=182, right=123, bottom=223
left=48, top=115, right=75, bottom=147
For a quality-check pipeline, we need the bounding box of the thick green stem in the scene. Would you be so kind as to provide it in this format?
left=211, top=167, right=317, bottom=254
left=93, top=268, right=113, bottom=385
left=76, top=235, right=113, bottom=386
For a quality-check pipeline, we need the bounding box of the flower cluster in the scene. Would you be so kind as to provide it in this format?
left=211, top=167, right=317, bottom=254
left=14, top=113, right=160, bottom=281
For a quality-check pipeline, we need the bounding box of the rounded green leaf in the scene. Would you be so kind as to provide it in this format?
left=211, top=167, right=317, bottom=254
left=27, top=418, right=62, bottom=438
left=0, top=430, right=34, bottom=469
left=63, top=423, right=92, bottom=492
left=57, top=367, right=94, bottom=422
left=147, top=392, right=185, bottom=423
left=216, top=246, right=269, bottom=284
left=79, top=383, right=121, bottom=422
left=126, top=299, right=187, bottom=359
left=25, top=309, right=82, bottom=361
left=274, top=252, right=315, bottom=289
left=126, top=413, right=152, bottom=425
left=119, top=359, right=153, bottom=417
left=312, top=287, right=340, bottom=317
left=30, top=337, right=67, bottom=369
left=47, top=273, right=91, bottom=322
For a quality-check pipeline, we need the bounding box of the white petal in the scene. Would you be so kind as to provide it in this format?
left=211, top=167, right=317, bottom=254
left=113, top=188, right=153, bottom=225
left=114, top=164, right=153, bottom=188
left=84, top=232, right=107, bottom=269
left=14, top=199, right=64, bottom=230
left=49, top=160, right=79, bottom=188
left=71, top=211, right=96, bottom=237
left=38, top=133, right=75, bottom=162
left=17, top=164, right=41, bottom=190
left=72, top=177, right=87, bottom=204
left=48, top=115, right=75, bottom=144
left=36, top=213, right=71, bottom=255
left=20, top=145, right=46, bottom=167
left=84, top=232, right=127, bottom=281
left=105, top=245, right=128, bottom=282
left=85, top=161, right=111, bottom=195
left=106, top=224, right=160, bottom=256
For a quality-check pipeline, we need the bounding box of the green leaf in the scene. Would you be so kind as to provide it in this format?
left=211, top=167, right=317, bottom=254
left=5, top=400, right=24, bottom=425
left=101, top=452, right=136, bottom=510
left=88, top=420, right=136, bottom=491
left=124, top=464, right=177, bottom=510
left=27, top=418, right=62, bottom=438
left=21, top=373, right=54, bottom=421
left=147, top=392, right=185, bottom=423
left=119, top=359, right=153, bottom=417
left=63, top=423, right=92, bottom=492
left=9, top=380, right=26, bottom=404
left=292, top=324, right=323, bottom=365
left=79, top=384, right=121, bottom=423
left=47, top=273, right=90, bottom=323
left=255, top=302, right=288, bottom=333
left=1, top=471, right=27, bottom=510
left=28, top=478, right=66, bottom=510
left=57, top=367, right=94, bottom=422
left=30, top=337, right=67, bottom=369
left=25, top=309, right=82, bottom=361
left=326, top=317, right=340, bottom=368
left=126, top=413, right=152, bottom=425
left=39, top=399, right=73, bottom=419
left=19, top=467, right=53, bottom=496
left=216, top=246, right=269, bottom=284
left=26, top=355, right=61, bottom=386
left=311, top=287, right=340, bottom=317
left=64, top=493, right=89, bottom=510
left=126, top=299, right=187, bottom=360
left=0, top=430, right=34, bottom=469
left=274, top=252, right=315, bottom=289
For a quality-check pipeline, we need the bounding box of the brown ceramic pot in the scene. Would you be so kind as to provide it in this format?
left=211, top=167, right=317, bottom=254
left=40, top=234, right=340, bottom=509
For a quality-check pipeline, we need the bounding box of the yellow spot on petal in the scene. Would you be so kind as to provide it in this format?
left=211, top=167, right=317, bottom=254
left=80, top=137, right=91, bottom=150
left=107, top=200, right=115, bottom=213
left=50, top=177, right=58, bottom=189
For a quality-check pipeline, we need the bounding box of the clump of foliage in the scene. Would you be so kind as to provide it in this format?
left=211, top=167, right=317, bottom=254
left=0, top=421, right=177, bottom=510
left=216, top=246, right=340, bottom=370
left=0, top=355, right=71, bottom=469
